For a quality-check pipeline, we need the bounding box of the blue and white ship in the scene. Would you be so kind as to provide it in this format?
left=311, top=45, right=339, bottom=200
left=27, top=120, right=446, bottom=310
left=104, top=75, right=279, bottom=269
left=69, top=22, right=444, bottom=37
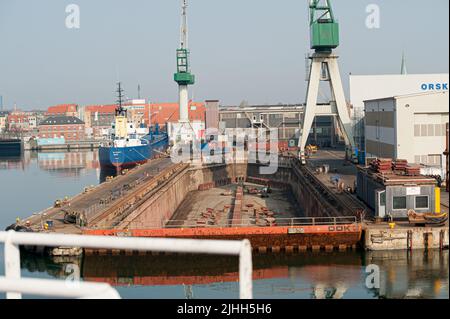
left=99, top=83, right=168, bottom=170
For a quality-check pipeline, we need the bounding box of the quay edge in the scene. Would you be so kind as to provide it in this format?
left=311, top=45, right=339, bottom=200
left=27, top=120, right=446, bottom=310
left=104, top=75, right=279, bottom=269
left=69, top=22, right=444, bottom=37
left=364, top=224, right=449, bottom=251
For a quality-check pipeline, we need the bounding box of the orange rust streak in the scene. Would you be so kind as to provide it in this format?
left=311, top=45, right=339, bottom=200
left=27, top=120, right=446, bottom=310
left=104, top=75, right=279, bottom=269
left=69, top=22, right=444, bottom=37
left=83, top=224, right=362, bottom=237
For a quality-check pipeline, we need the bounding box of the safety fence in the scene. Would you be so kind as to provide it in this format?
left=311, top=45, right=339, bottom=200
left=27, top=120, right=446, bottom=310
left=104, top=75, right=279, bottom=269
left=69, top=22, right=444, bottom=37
left=119, top=216, right=359, bottom=230
left=0, top=231, right=253, bottom=299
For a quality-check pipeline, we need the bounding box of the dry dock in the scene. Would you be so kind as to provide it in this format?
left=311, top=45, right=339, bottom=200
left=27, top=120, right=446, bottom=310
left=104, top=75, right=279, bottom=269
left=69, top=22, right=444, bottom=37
left=8, top=150, right=449, bottom=255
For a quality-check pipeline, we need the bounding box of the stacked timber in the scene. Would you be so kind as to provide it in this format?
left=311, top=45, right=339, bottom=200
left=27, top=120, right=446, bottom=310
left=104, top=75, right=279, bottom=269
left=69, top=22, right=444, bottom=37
left=392, top=159, right=408, bottom=172
left=197, top=208, right=218, bottom=226
left=406, top=164, right=421, bottom=176
left=255, top=207, right=277, bottom=227
left=370, top=158, right=392, bottom=173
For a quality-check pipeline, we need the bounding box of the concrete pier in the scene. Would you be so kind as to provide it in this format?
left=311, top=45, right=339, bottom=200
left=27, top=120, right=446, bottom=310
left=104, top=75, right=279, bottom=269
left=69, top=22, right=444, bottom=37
left=13, top=157, right=179, bottom=234
left=364, top=224, right=449, bottom=251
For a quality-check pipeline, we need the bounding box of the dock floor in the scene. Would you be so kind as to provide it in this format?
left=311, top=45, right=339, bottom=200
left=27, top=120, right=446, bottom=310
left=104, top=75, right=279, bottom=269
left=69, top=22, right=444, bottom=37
left=169, top=183, right=301, bottom=228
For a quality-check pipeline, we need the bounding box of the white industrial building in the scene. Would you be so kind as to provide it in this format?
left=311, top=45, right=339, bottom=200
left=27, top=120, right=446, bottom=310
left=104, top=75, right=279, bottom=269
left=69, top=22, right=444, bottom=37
left=350, top=73, right=449, bottom=112
left=349, top=73, right=449, bottom=150
left=364, top=91, right=449, bottom=171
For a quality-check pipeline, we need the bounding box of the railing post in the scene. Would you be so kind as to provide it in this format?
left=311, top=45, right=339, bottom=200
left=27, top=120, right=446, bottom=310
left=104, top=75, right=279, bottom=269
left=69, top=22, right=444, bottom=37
left=5, top=231, right=22, bottom=299
left=1, top=232, right=253, bottom=299
left=239, top=239, right=253, bottom=299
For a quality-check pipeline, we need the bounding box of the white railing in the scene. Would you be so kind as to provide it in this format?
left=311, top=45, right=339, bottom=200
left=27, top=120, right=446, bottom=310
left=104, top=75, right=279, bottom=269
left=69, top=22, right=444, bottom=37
left=0, top=231, right=253, bottom=299
left=0, top=277, right=121, bottom=299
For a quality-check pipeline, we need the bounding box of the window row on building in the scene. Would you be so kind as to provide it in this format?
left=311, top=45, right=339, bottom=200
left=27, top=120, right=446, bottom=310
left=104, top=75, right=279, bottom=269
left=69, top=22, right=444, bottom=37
left=393, top=195, right=429, bottom=211
left=414, top=154, right=442, bottom=166
left=413, top=123, right=447, bottom=137
left=39, top=126, right=84, bottom=131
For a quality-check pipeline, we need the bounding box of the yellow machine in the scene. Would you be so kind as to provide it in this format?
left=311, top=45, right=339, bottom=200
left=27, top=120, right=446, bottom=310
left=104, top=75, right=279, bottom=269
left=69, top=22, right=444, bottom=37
left=306, top=144, right=319, bottom=154
left=435, top=187, right=441, bottom=214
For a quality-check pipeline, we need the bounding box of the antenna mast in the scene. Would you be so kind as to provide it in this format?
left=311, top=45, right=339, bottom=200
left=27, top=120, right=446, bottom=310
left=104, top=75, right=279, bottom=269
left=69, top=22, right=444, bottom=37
left=116, top=82, right=127, bottom=117
left=180, top=0, right=188, bottom=49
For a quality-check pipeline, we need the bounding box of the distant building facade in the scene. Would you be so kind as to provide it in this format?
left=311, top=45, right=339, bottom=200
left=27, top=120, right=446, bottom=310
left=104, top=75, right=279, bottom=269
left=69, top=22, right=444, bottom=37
left=7, top=111, right=35, bottom=132
left=124, top=100, right=146, bottom=128
left=350, top=73, right=449, bottom=151
left=84, top=105, right=116, bottom=139
left=0, top=111, right=8, bottom=133
left=205, top=100, right=220, bottom=130
left=38, top=116, right=85, bottom=141
left=218, top=104, right=342, bottom=149
left=364, top=91, right=449, bottom=168
left=143, top=102, right=206, bottom=129
left=82, top=101, right=207, bottom=139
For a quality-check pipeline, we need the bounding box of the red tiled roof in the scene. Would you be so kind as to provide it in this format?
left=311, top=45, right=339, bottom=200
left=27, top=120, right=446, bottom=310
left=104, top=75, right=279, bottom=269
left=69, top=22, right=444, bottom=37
left=47, top=104, right=78, bottom=114
left=83, top=102, right=205, bottom=125
left=85, top=105, right=117, bottom=113
left=144, top=102, right=206, bottom=125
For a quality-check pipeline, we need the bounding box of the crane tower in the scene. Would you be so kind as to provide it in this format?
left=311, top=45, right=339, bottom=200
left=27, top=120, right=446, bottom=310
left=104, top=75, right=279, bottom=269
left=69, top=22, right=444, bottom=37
left=173, top=0, right=196, bottom=143
left=298, top=0, right=356, bottom=164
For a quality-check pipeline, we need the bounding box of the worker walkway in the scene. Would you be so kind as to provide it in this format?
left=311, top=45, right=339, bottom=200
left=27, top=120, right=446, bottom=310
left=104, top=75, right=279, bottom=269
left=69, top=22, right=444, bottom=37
left=300, top=148, right=368, bottom=217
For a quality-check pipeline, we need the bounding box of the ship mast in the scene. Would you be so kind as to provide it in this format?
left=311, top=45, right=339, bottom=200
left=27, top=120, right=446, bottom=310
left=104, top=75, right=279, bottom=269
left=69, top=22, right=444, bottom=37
left=115, top=82, right=127, bottom=117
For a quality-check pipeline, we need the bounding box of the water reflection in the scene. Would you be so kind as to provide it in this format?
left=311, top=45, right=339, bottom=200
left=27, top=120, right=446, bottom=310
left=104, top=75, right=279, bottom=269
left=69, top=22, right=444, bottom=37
left=0, top=150, right=100, bottom=172
left=19, top=250, right=449, bottom=299
left=0, top=150, right=116, bottom=183
left=364, top=250, right=449, bottom=299
left=36, top=151, right=100, bottom=179
left=0, top=151, right=29, bottom=170
left=0, top=150, right=102, bottom=228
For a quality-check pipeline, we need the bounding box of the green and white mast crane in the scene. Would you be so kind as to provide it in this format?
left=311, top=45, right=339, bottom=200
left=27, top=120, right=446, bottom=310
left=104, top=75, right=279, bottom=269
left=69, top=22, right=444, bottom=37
left=309, top=0, right=339, bottom=52
left=299, top=0, right=356, bottom=164
left=174, top=0, right=195, bottom=125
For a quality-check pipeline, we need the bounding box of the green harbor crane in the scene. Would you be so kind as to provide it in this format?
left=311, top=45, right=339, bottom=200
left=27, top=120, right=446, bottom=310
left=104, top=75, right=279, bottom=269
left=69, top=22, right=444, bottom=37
left=172, top=0, right=196, bottom=145
left=174, top=0, right=195, bottom=89
left=299, top=0, right=357, bottom=164
left=309, top=0, right=339, bottom=52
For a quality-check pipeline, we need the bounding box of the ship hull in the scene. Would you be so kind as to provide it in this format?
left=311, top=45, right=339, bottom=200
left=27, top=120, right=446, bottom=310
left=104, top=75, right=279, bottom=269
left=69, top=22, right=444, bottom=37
left=145, top=134, right=169, bottom=156
left=0, top=139, right=23, bottom=157
left=99, top=144, right=150, bottom=169
left=99, top=134, right=168, bottom=170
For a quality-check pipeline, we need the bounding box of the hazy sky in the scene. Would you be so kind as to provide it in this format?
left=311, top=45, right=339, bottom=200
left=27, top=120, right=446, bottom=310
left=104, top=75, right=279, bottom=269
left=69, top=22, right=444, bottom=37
left=0, top=0, right=448, bottom=110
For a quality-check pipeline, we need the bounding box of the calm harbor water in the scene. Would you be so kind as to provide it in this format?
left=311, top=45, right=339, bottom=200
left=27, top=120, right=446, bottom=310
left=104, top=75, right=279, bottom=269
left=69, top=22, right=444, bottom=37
left=0, top=150, right=448, bottom=299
